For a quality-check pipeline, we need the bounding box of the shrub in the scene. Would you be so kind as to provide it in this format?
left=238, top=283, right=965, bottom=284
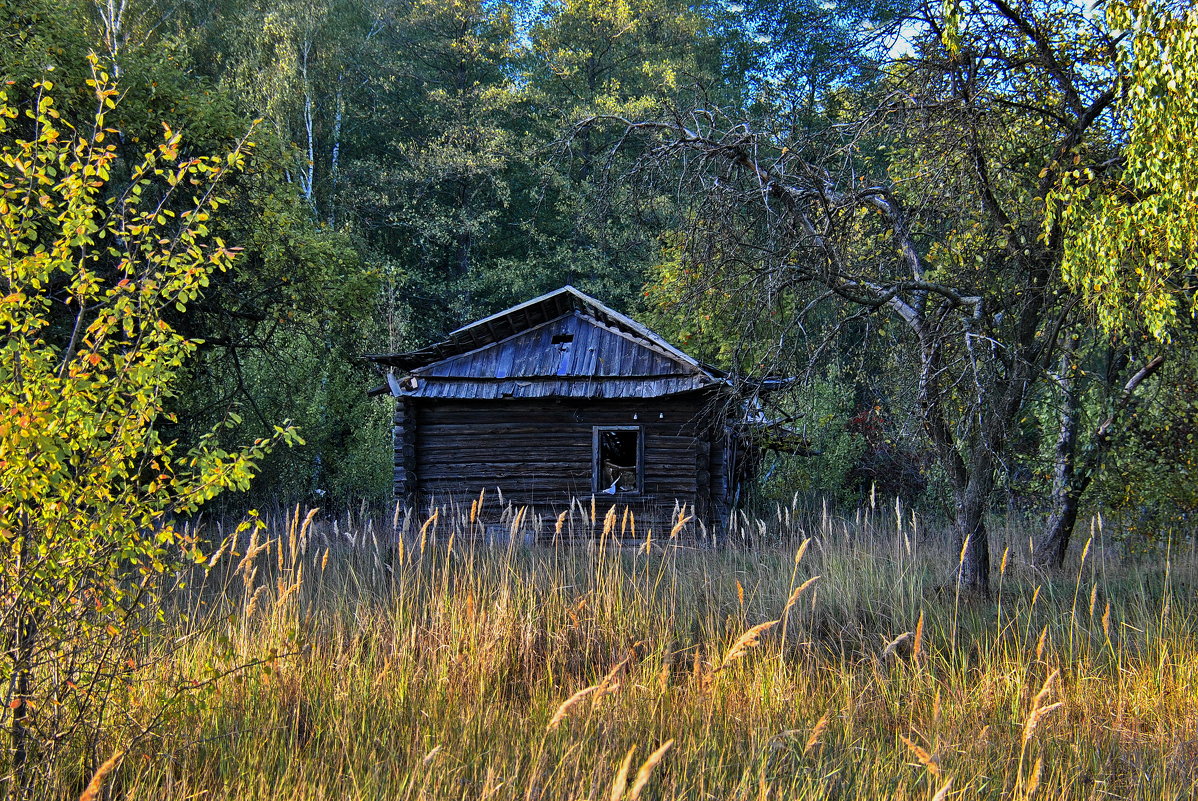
left=0, top=64, right=296, bottom=795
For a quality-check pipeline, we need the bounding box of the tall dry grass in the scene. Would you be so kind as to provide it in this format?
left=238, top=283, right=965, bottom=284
left=76, top=498, right=1198, bottom=800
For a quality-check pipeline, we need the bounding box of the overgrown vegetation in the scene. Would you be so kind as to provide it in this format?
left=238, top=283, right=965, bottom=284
left=0, top=70, right=295, bottom=796
left=59, top=503, right=1198, bottom=800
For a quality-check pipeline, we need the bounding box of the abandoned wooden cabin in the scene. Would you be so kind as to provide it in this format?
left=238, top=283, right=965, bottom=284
left=367, top=286, right=749, bottom=537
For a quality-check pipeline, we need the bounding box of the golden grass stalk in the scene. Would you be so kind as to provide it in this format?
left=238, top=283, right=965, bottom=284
left=276, top=574, right=301, bottom=608
left=546, top=657, right=627, bottom=731
left=1016, top=668, right=1063, bottom=794
left=912, top=609, right=925, bottom=662
left=78, top=750, right=124, bottom=801
left=296, top=507, right=318, bottom=564
left=510, top=505, right=528, bottom=541
left=235, top=526, right=269, bottom=579
left=597, top=657, right=630, bottom=694
left=1032, top=672, right=1057, bottom=703
left=419, top=510, right=438, bottom=552
left=639, top=527, right=653, bottom=554
left=900, top=734, right=940, bottom=777
left=609, top=746, right=638, bottom=801
left=204, top=532, right=234, bottom=568
left=1024, top=700, right=1064, bottom=741
left=783, top=576, right=820, bottom=613
left=243, top=565, right=258, bottom=595
left=804, top=712, right=830, bottom=755
left=716, top=619, right=779, bottom=671
left=1026, top=756, right=1044, bottom=797
left=931, top=777, right=953, bottom=801
left=628, top=739, right=674, bottom=800
left=546, top=685, right=600, bottom=731
left=794, top=537, right=812, bottom=565
left=602, top=506, right=618, bottom=539
left=244, top=584, right=269, bottom=618
left=668, top=509, right=693, bottom=539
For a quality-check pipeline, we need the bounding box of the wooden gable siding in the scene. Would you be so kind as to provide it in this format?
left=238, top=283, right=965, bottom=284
left=418, top=312, right=687, bottom=379
left=373, top=285, right=714, bottom=376
left=396, top=395, right=728, bottom=534
left=396, top=311, right=715, bottom=401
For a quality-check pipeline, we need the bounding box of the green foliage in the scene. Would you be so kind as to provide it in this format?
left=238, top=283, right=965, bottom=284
left=0, top=70, right=296, bottom=786
left=1091, top=358, right=1198, bottom=542
left=1051, top=0, right=1198, bottom=341
left=643, top=235, right=747, bottom=366
left=757, top=375, right=866, bottom=505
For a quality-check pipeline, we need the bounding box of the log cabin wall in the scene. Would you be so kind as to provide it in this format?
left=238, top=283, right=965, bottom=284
left=392, top=397, right=417, bottom=506
left=400, top=394, right=727, bottom=535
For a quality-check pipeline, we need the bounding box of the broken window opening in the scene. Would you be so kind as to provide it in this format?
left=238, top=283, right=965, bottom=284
left=594, top=426, right=642, bottom=495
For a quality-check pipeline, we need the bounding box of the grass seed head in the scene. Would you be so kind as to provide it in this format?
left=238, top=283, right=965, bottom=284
left=718, top=619, right=779, bottom=670
left=547, top=685, right=600, bottom=731
left=629, top=739, right=674, bottom=800
left=931, top=777, right=953, bottom=801
left=804, top=712, right=830, bottom=755
left=78, top=750, right=124, bottom=801
left=609, top=746, right=637, bottom=801
left=784, top=575, right=821, bottom=612
left=900, top=734, right=941, bottom=777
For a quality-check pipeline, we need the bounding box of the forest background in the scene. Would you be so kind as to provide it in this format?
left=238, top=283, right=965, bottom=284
left=4, top=0, right=1195, bottom=552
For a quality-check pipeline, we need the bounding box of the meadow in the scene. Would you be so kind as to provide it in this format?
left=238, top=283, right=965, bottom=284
left=89, top=498, right=1198, bottom=800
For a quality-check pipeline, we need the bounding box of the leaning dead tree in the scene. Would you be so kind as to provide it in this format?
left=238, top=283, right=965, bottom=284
left=580, top=0, right=1165, bottom=589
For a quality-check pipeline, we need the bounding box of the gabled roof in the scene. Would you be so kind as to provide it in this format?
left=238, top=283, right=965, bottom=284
left=367, top=286, right=726, bottom=400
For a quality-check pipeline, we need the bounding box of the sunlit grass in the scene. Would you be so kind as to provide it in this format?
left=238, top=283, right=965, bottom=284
left=98, top=499, right=1198, bottom=799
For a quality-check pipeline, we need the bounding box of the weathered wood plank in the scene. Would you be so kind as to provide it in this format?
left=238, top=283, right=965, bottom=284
left=399, top=395, right=723, bottom=528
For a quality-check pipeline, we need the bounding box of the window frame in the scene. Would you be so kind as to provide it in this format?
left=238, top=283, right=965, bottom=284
left=592, top=425, right=644, bottom=496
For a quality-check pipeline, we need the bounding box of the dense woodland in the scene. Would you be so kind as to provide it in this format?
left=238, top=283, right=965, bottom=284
left=2, top=0, right=1197, bottom=579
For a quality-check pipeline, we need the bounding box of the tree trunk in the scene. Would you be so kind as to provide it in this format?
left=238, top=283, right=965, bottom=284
left=1039, top=492, right=1080, bottom=570
left=917, top=330, right=994, bottom=595
left=954, top=462, right=993, bottom=595
left=1038, top=343, right=1082, bottom=569
left=1034, top=352, right=1164, bottom=569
